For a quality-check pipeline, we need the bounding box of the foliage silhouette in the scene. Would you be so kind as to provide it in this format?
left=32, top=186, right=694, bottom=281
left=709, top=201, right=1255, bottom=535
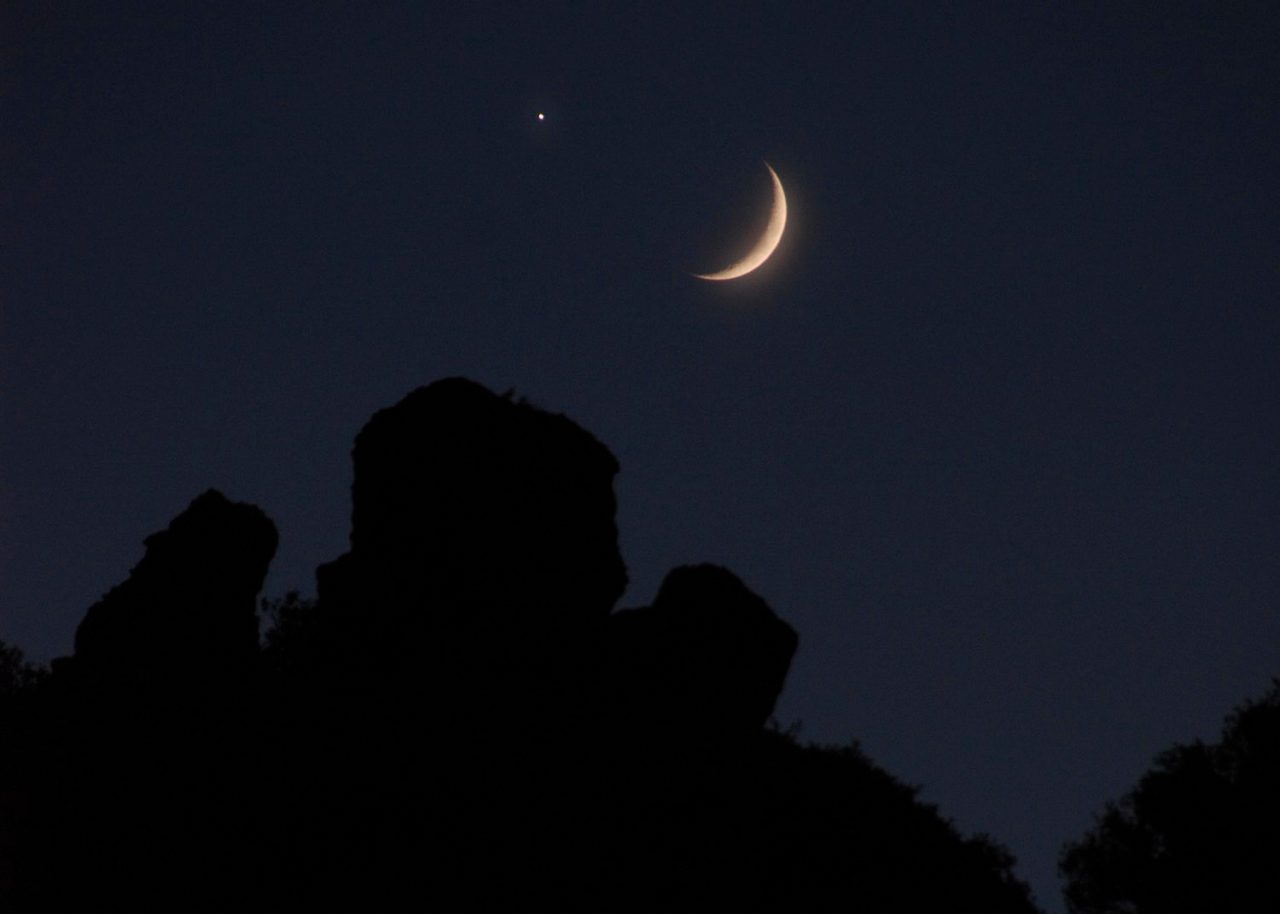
left=1060, top=680, right=1280, bottom=914
left=0, top=641, right=44, bottom=700
left=0, top=377, right=1041, bottom=911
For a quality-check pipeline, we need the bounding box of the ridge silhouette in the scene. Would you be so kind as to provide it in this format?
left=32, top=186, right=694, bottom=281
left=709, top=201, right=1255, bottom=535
left=0, top=377, right=1041, bottom=911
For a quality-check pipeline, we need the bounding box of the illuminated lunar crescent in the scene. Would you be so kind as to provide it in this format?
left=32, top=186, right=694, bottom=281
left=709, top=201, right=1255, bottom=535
left=693, top=162, right=788, bottom=281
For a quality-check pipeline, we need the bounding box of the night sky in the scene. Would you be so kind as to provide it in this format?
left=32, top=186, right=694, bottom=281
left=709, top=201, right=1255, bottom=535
left=3, top=4, right=1278, bottom=909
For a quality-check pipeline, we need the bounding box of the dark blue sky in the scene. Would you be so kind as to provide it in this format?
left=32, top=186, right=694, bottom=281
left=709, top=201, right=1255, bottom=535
left=3, top=4, right=1277, bottom=908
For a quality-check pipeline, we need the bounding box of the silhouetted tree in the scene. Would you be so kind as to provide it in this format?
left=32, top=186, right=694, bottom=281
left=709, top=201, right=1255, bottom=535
left=754, top=732, right=1040, bottom=912
left=259, top=590, right=318, bottom=668
left=0, top=640, right=43, bottom=899
left=1060, top=680, right=1280, bottom=913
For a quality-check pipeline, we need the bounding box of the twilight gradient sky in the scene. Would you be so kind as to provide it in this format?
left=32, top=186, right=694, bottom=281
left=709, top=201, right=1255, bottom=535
left=3, top=5, right=1278, bottom=909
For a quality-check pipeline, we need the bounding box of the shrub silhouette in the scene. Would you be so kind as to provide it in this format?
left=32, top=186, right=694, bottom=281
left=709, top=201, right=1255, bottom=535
left=1, top=377, right=1041, bottom=911
left=0, top=641, right=44, bottom=701
left=1061, top=680, right=1280, bottom=914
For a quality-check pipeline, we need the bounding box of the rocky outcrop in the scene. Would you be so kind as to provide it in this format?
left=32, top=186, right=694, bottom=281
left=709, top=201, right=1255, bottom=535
left=72, top=489, right=277, bottom=693
left=0, top=378, right=1045, bottom=914
left=345, top=377, right=626, bottom=621
left=314, top=378, right=630, bottom=711
left=609, top=564, right=799, bottom=740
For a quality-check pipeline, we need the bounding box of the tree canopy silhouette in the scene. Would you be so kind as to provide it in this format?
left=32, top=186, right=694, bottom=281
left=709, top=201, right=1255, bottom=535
left=1, top=377, right=1041, bottom=911
left=1060, top=680, right=1280, bottom=914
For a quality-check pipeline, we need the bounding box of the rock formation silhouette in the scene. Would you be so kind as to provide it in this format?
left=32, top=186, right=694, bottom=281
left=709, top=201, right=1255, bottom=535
left=0, top=377, right=1041, bottom=912
left=8, top=490, right=277, bottom=909
left=68, top=489, right=277, bottom=696
left=609, top=563, right=799, bottom=741
left=341, top=377, right=627, bottom=622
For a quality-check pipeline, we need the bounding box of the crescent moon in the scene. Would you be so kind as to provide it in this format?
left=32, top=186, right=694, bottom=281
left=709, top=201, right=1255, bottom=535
left=693, top=162, right=788, bottom=281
